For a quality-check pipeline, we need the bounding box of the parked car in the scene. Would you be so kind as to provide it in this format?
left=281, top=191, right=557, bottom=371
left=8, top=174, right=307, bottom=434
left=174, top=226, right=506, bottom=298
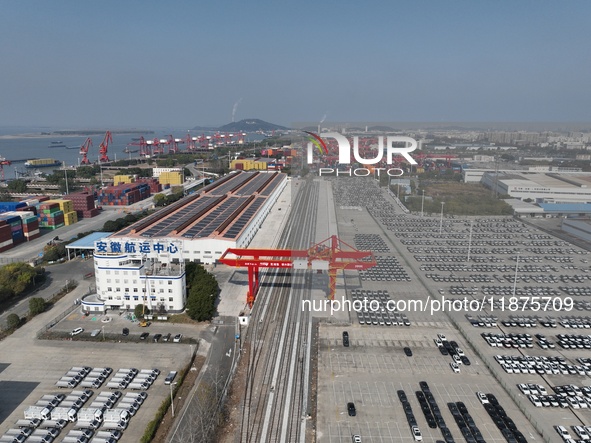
left=71, top=327, right=84, bottom=336
left=347, top=402, right=356, bottom=417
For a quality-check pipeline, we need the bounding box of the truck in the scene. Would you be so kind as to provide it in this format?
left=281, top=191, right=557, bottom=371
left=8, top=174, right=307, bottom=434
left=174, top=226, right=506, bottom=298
left=67, top=429, right=94, bottom=439
left=103, top=409, right=130, bottom=424
left=40, top=420, right=67, bottom=430
left=77, top=408, right=104, bottom=422
left=94, top=430, right=122, bottom=441
left=15, top=418, right=41, bottom=429
left=128, top=381, right=150, bottom=391
left=24, top=406, right=52, bottom=420
left=50, top=407, right=78, bottom=422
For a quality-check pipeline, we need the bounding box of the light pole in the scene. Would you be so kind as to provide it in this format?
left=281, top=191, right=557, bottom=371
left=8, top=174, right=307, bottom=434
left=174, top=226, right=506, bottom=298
left=101, top=325, right=105, bottom=341
left=170, top=381, right=178, bottom=417
left=467, top=219, right=474, bottom=263
left=512, top=252, right=520, bottom=297
left=439, top=202, right=445, bottom=234
left=421, top=190, right=425, bottom=217
left=63, top=162, right=69, bottom=195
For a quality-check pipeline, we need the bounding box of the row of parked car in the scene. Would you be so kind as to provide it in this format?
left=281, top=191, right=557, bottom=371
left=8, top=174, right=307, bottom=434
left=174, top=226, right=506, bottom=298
left=480, top=392, right=527, bottom=443
left=395, top=390, right=423, bottom=441
left=555, top=425, right=591, bottom=442
left=448, top=399, right=486, bottom=443
left=495, top=354, right=591, bottom=376
left=353, top=233, right=390, bottom=253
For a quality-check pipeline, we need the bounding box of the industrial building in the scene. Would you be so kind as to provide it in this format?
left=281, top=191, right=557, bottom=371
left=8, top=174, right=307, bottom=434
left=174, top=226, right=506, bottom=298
left=91, top=171, right=288, bottom=313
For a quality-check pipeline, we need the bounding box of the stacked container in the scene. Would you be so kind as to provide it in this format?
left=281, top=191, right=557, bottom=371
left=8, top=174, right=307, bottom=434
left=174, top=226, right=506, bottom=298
left=97, top=183, right=151, bottom=206
left=0, top=218, right=14, bottom=252
left=65, top=192, right=99, bottom=219
left=3, top=211, right=40, bottom=241
left=113, top=174, right=135, bottom=185
left=136, top=178, right=162, bottom=194
left=0, top=213, right=24, bottom=245
left=38, top=202, right=64, bottom=229
left=0, top=201, right=26, bottom=213
left=158, top=171, right=183, bottom=186
left=45, top=199, right=77, bottom=226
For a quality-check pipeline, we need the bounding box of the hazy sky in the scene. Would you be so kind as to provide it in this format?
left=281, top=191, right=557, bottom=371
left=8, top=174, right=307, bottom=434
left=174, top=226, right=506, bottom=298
left=1, top=1, right=590, bottom=129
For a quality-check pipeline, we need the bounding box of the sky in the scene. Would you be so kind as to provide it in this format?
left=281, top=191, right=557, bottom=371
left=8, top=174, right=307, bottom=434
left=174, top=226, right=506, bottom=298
left=1, top=1, right=590, bottom=129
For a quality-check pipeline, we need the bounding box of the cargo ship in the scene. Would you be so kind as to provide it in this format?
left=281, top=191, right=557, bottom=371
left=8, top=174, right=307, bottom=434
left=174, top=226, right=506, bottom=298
left=25, top=158, right=62, bottom=168
left=48, top=141, right=68, bottom=148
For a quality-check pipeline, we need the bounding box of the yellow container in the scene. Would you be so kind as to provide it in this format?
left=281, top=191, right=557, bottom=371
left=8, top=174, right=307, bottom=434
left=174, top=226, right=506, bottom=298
left=63, top=211, right=78, bottom=226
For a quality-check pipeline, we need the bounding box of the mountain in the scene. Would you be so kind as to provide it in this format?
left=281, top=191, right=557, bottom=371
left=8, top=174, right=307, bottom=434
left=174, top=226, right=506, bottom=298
left=217, top=119, right=289, bottom=132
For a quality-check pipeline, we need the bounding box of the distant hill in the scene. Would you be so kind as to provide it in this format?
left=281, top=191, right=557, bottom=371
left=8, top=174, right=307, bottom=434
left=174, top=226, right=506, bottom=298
left=218, top=119, right=289, bottom=132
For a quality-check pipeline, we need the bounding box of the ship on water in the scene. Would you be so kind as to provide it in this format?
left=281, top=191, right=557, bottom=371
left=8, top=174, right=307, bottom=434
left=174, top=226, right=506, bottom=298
left=48, top=141, right=68, bottom=148
left=25, top=158, right=62, bottom=168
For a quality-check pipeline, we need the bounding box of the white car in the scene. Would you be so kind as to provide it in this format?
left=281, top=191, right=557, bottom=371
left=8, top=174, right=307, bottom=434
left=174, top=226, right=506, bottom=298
left=456, top=348, right=465, bottom=357
left=437, top=333, right=447, bottom=341
left=476, top=392, right=489, bottom=404
left=450, top=362, right=460, bottom=373
left=528, top=395, right=542, bottom=407
left=411, top=425, right=423, bottom=441
left=71, top=327, right=84, bottom=336
left=555, top=425, right=572, bottom=440
left=173, top=334, right=183, bottom=343
left=352, top=436, right=362, bottom=443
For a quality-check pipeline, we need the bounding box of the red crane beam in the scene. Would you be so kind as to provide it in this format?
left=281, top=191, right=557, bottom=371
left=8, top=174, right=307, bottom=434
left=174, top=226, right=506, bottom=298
left=219, top=235, right=376, bottom=307
left=98, top=131, right=112, bottom=162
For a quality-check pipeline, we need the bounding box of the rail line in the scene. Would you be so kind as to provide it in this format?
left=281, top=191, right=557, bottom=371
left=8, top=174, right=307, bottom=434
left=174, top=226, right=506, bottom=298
left=238, top=178, right=319, bottom=442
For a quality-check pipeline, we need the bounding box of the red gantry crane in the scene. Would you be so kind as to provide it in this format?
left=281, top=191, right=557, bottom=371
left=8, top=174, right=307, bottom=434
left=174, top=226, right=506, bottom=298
left=79, top=137, right=93, bottom=165
left=219, top=235, right=377, bottom=307
left=98, top=131, right=112, bottom=162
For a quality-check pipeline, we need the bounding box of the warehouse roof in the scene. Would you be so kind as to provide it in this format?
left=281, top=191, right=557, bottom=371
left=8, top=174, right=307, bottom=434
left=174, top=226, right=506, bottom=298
left=113, top=171, right=286, bottom=241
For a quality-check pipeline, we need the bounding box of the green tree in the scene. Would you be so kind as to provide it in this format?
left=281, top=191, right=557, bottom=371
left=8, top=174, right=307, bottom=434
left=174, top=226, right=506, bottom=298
left=6, top=313, right=20, bottom=330
left=43, top=243, right=67, bottom=262
left=0, top=262, right=38, bottom=296
left=185, top=263, right=218, bottom=321
left=7, top=179, right=28, bottom=193
left=134, top=304, right=149, bottom=319
left=29, top=297, right=46, bottom=316
left=153, top=194, right=166, bottom=207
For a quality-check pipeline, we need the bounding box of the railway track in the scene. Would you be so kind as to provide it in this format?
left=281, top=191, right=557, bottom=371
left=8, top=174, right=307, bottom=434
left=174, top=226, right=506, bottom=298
left=238, top=178, right=319, bottom=443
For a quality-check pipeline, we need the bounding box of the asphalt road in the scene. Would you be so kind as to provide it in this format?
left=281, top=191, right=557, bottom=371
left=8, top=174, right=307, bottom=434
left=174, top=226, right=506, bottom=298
left=0, top=258, right=94, bottom=329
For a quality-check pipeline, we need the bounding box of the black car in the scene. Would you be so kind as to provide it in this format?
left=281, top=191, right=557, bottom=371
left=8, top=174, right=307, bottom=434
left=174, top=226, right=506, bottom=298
left=347, top=402, right=356, bottom=416
left=439, top=346, right=449, bottom=356
left=342, top=331, right=349, bottom=347
left=153, top=333, right=162, bottom=342
left=461, top=356, right=471, bottom=365
left=404, top=347, right=413, bottom=356
left=122, top=328, right=129, bottom=336
left=140, top=332, right=149, bottom=340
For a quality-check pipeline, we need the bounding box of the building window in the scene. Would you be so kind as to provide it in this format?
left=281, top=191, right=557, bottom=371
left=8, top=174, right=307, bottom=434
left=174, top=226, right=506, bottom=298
left=133, top=288, right=138, bottom=293
left=124, top=271, right=128, bottom=275
left=106, top=270, right=111, bottom=275
left=160, top=298, right=165, bottom=302
left=124, top=296, right=130, bottom=301
left=124, top=279, right=128, bottom=284
left=168, top=289, right=173, bottom=293
left=108, top=296, right=113, bottom=300
left=115, top=279, right=120, bottom=284
left=116, top=287, right=121, bottom=292
left=159, top=289, right=164, bottom=293
left=106, top=279, right=111, bottom=283
left=125, top=288, right=129, bottom=293
left=133, top=296, right=139, bottom=301
left=169, top=305, right=174, bottom=310
left=169, top=297, right=174, bottom=302
left=107, top=287, right=112, bottom=292
left=142, top=288, right=146, bottom=293
left=114, top=271, right=119, bottom=275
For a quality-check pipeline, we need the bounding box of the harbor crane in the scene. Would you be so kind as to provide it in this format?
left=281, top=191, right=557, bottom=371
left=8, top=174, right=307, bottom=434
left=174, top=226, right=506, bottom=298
left=219, top=235, right=377, bottom=307
left=98, top=131, right=112, bottom=162
left=79, top=137, right=93, bottom=165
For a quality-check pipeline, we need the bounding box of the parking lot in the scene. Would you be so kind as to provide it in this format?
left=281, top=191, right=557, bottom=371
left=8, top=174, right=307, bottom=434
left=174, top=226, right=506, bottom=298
left=0, top=283, right=195, bottom=443
left=316, top=177, right=591, bottom=441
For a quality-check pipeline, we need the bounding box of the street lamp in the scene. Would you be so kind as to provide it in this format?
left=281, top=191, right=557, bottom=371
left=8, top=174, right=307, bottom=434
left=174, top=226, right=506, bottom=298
left=170, top=381, right=178, bottom=417
left=421, top=190, right=425, bottom=218
left=439, top=202, right=445, bottom=234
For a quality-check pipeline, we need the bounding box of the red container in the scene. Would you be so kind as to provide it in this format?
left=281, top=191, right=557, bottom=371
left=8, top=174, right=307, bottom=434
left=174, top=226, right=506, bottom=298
left=25, top=232, right=41, bottom=241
